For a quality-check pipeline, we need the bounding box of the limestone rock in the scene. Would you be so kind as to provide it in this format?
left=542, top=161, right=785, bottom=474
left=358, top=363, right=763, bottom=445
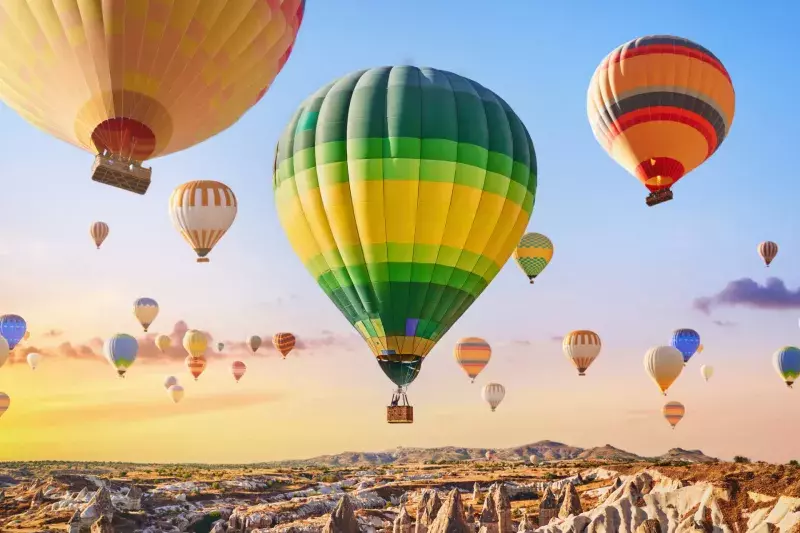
left=493, top=484, right=513, bottom=533
left=466, top=504, right=475, bottom=523
left=539, top=486, right=558, bottom=527
left=394, top=505, right=412, bottom=533
left=30, top=488, right=44, bottom=509
left=428, top=489, right=471, bottom=533
left=322, top=495, right=358, bottom=533
left=86, top=486, right=115, bottom=521
left=478, top=488, right=499, bottom=533
left=67, top=510, right=82, bottom=533
left=90, top=515, right=114, bottom=533
left=635, top=519, right=662, bottom=533
left=127, top=484, right=143, bottom=510
left=473, top=483, right=481, bottom=501
left=417, top=490, right=443, bottom=533
left=558, top=483, right=582, bottom=520
left=517, top=512, right=534, bottom=532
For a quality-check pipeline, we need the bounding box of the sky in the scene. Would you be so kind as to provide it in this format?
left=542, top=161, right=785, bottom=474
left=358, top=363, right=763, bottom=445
left=0, top=1, right=799, bottom=464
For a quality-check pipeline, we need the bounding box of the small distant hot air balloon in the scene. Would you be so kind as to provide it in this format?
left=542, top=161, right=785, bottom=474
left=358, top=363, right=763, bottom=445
left=0, top=337, right=8, bottom=369
left=644, top=346, right=684, bottom=395
left=454, top=338, right=491, bottom=383
left=0, top=315, right=26, bottom=350
left=662, top=401, right=685, bottom=429
left=273, top=333, right=296, bottom=359
left=587, top=35, right=735, bottom=207
left=700, top=365, right=714, bottom=382
left=169, top=181, right=238, bottom=263
left=90, top=222, right=109, bottom=249
left=697, top=344, right=704, bottom=354
left=485, top=451, right=495, bottom=461
left=773, top=346, right=800, bottom=388
left=482, top=383, right=505, bottom=412
left=183, top=330, right=208, bottom=359
left=231, top=361, right=247, bottom=383
left=529, top=455, right=540, bottom=465
left=758, top=241, right=778, bottom=267
left=164, top=376, right=178, bottom=390
left=217, top=342, right=225, bottom=352
left=23, top=331, right=30, bottom=341
left=133, top=298, right=159, bottom=333
left=513, top=233, right=553, bottom=284
left=562, top=330, right=601, bottom=376
left=104, top=334, right=139, bottom=378
left=155, top=335, right=171, bottom=353
left=248, top=335, right=262, bottom=354
left=671, top=329, right=700, bottom=365
left=0, top=393, right=9, bottom=419
left=168, top=385, right=185, bottom=404
left=26, top=352, right=41, bottom=371
left=185, top=356, right=207, bottom=381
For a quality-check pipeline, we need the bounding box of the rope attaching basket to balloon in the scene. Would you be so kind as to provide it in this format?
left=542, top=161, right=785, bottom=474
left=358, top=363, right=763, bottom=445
left=387, top=388, right=413, bottom=424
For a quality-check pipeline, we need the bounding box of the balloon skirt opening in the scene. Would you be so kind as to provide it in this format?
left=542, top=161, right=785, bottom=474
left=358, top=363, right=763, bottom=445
left=387, top=405, right=413, bottom=424
left=197, top=258, right=210, bottom=263
left=645, top=188, right=674, bottom=207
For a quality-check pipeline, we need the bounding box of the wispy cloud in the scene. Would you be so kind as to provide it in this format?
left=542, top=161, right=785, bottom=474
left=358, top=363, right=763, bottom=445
left=550, top=335, right=562, bottom=342
left=40, top=329, right=63, bottom=338
left=712, top=319, right=736, bottom=328
left=694, top=277, right=800, bottom=314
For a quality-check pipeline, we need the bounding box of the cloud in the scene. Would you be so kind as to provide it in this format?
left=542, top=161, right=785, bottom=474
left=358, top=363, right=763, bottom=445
left=694, top=277, right=800, bottom=314
left=712, top=319, right=737, bottom=328
left=550, top=335, right=562, bottom=342
left=41, top=329, right=63, bottom=338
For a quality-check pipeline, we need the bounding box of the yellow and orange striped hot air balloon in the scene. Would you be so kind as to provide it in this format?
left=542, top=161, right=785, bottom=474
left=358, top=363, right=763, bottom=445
left=169, top=181, right=238, bottom=263
left=90, top=221, right=109, bottom=249
left=185, top=356, right=206, bottom=381
left=662, top=401, right=685, bottom=429
left=231, top=361, right=247, bottom=383
left=587, top=35, right=735, bottom=207
left=454, top=338, right=491, bottom=383
left=0, top=1, right=306, bottom=195
left=273, top=333, right=296, bottom=359
left=562, top=330, right=601, bottom=376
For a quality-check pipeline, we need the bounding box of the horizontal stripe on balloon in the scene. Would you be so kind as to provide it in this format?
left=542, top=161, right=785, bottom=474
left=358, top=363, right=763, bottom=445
left=599, top=43, right=730, bottom=83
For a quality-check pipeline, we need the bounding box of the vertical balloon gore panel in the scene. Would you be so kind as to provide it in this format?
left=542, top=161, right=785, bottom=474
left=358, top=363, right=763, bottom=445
left=387, top=406, right=413, bottom=424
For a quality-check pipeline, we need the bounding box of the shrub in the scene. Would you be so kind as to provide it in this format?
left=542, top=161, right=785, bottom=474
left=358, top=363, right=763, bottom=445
left=544, top=472, right=557, bottom=480
left=789, top=460, right=799, bottom=467
left=733, top=456, right=750, bottom=464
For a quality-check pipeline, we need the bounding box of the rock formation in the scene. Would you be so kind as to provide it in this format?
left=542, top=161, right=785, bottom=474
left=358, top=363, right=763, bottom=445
left=87, top=486, right=115, bottom=520
left=473, top=483, right=481, bottom=502
left=322, top=494, right=358, bottom=533
left=493, top=484, right=513, bottom=533
left=394, top=505, right=412, bottom=533
left=127, top=484, right=143, bottom=510
left=417, top=490, right=443, bottom=533
left=67, top=510, right=82, bottom=533
left=635, top=519, right=662, bottom=533
left=557, top=482, right=582, bottom=519
left=478, top=486, right=499, bottom=533
left=30, top=488, right=44, bottom=509
left=90, top=515, right=114, bottom=533
left=517, top=511, right=534, bottom=532
left=428, top=489, right=471, bottom=533
left=538, top=486, right=558, bottom=527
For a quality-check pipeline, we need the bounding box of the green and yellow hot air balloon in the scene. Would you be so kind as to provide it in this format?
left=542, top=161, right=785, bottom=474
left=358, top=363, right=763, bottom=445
left=513, top=232, right=553, bottom=284
left=273, top=66, right=537, bottom=423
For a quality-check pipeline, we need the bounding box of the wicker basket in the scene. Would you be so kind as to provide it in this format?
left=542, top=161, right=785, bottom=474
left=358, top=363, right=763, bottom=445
left=387, top=405, right=413, bottom=424
left=91, top=154, right=152, bottom=195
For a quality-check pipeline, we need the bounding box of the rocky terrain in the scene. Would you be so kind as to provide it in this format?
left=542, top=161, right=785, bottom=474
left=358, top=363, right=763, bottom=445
left=0, top=444, right=798, bottom=532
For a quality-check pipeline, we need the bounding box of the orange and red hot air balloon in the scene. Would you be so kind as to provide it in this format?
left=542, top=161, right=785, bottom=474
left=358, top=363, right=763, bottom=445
left=273, top=333, right=296, bottom=359
left=231, top=361, right=247, bottom=383
left=587, top=35, right=735, bottom=207
left=185, top=356, right=206, bottom=381
left=758, top=241, right=778, bottom=267
left=90, top=222, right=109, bottom=249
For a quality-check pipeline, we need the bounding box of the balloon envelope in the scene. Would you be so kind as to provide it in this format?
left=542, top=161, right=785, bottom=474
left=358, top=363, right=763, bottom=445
left=168, top=385, right=185, bottom=404
left=773, top=346, right=800, bottom=388
left=104, top=334, right=139, bottom=377
left=273, top=66, right=537, bottom=391
left=0, top=337, right=8, bottom=369
left=662, top=401, right=685, bottom=428
left=163, top=376, right=178, bottom=390
left=185, top=356, right=206, bottom=381
left=90, top=222, right=109, bottom=249
left=26, top=352, right=41, bottom=371
left=183, top=330, right=208, bottom=359
left=272, top=333, right=296, bottom=359
left=0, top=392, right=8, bottom=419
left=231, top=361, right=247, bottom=382
left=513, top=232, right=553, bottom=283
left=155, top=334, right=171, bottom=353
left=482, top=383, right=506, bottom=412
left=248, top=336, right=262, bottom=353
left=671, top=329, right=701, bottom=364
left=700, top=365, right=714, bottom=382
left=644, top=346, right=684, bottom=395
left=454, top=337, right=491, bottom=382
left=133, top=298, right=159, bottom=333
left=758, top=241, right=778, bottom=266
left=169, top=181, right=238, bottom=263
left=562, top=330, right=602, bottom=376
left=0, top=315, right=26, bottom=350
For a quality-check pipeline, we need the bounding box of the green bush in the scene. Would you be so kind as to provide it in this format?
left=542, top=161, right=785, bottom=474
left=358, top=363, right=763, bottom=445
left=788, top=460, right=799, bottom=467
left=733, top=456, right=750, bottom=464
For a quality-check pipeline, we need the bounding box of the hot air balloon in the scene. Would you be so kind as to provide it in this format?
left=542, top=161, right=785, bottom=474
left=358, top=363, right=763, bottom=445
left=482, top=383, right=506, bottom=412
left=670, top=329, right=701, bottom=365
left=168, top=385, right=185, bottom=404
left=231, top=361, right=247, bottom=383
left=186, top=356, right=207, bottom=381
left=0, top=393, right=8, bottom=419
left=133, top=298, right=159, bottom=333
left=217, top=343, right=225, bottom=352
left=454, top=338, right=491, bottom=383
left=662, top=401, right=685, bottom=429
left=155, top=335, right=171, bottom=354
left=0, top=337, right=8, bottom=369
left=562, top=330, right=602, bottom=376
left=644, top=346, right=684, bottom=395
left=23, top=330, right=30, bottom=341
left=169, top=181, right=238, bottom=263
left=529, top=455, right=540, bottom=465
left=272, top=333, right=296, bottom=359
left=0, top=315, right=26, bottom=350
left=513, top=233, right=553, bottom=284
left=104, top=334, right=139, bottom=378
left=697, top=344, right=704, bottom=354
left=183, top=330, right=208, bottom=359
left=164, top=376, right=178, bottom=390
left=90, top=222, right=109, bottom=249
left=700, top=365, right=714, bottom=382
left=273, top=66, right=536, bottom=423
left=0, top=1, right=305, bottom=195
left=587, top=35, right=735, bottom=207
left=758, top=241, right=778, bottom=267
left=773, top=346, right=800, bottom=388
left=485, top=451, right=496, bottom=461
left=248, top=336, right=262, bottom=354
left=26, top=352, right=41, bottom=371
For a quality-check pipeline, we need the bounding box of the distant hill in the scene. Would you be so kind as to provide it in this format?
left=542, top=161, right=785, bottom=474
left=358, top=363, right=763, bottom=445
left=278, top=441, right=718, bottom=466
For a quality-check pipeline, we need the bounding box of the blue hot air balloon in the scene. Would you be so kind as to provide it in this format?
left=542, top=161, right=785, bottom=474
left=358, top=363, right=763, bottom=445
left=103, top=334, right=139, bottom=378
left=670, top=328, right=701, bottom=365
left=0, top=314, right=27, bottom=350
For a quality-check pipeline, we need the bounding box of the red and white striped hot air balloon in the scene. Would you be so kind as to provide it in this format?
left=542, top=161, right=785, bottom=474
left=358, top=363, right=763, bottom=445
left=758, top=241, right=778, bottom=267
left=90, top=221, right=109, bottom=249
left=562, top=330, right=601, bottom=376
left=231, top=361, right=247, bottom=383
left=185, top=355, right=206, bottom=381
left=169, top=181, right=238, bottom=263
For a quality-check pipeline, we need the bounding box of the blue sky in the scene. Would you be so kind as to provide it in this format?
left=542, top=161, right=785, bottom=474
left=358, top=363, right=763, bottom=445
left=0, top=1, right=798, bottom=462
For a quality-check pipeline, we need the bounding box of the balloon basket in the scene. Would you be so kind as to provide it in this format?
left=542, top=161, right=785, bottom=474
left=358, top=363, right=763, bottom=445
left=387, top=405, right=413, bottom=424
left=645, top=189, right=674, bottom=207
left=91, top=154, right=152, bottom=195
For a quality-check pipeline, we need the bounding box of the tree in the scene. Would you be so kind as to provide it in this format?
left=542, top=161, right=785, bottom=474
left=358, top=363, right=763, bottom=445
left=733, top=456, right=750, bottom=464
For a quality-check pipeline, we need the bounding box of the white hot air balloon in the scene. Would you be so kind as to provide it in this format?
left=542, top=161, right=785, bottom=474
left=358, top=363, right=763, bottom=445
left=482, top=382, right=506, bottom=412
left=168, top=384, right=185, bottom=403
left=644, top=346, right=684, bottom=395
left=529, top=455, right=539, bottom=465
left=0, top=336, right=8, bottom=369
left=169, top=180, right=238, bottom=263
left=562, top=330, right=601, bottom=376
left=700, top=365, right=714, bottom=382
left=27, top=352, right=42, bottom=371
left=164, top=376, right=178, bottom=390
